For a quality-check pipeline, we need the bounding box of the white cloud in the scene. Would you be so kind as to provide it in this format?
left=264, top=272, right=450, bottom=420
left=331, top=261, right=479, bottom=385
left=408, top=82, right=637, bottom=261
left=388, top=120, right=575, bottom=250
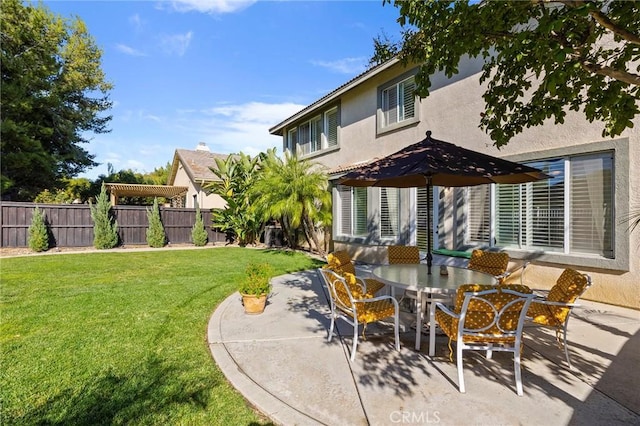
left=310, top=57, right=368, bottom=75
left=175, top=101, right=305, bottom=155
left=115, top=44, right=147, bottom=57
left=129, top=13, right=145, bottom=32
left=162, top=0, right=256, bottom=14
left=159, top=31, right=193, bottom=56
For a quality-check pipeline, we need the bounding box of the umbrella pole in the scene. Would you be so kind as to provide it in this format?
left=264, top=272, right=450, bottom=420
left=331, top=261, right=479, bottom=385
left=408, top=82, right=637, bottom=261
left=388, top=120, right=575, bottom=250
left=426, top=176, right=433, bottom=275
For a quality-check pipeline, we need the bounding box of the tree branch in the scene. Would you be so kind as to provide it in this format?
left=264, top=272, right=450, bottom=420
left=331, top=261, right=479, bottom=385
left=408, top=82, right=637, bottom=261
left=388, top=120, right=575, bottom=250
left=589, top=9, right=640, bottom=45
left=581, top=61, right=640, bottom=86
left=555, top=0, right=640, bottom=45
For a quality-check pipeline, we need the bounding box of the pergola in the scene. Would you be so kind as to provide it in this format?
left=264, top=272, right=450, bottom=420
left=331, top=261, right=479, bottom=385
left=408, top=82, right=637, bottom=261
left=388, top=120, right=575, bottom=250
left=105, top=183, right=188, bottom=206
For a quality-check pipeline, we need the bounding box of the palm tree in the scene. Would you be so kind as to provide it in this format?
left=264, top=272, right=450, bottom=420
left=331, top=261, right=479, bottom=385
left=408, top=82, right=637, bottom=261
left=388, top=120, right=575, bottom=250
left=252, top=149, right=331, bottom=256
left=206, top=152, right=264, bottom=246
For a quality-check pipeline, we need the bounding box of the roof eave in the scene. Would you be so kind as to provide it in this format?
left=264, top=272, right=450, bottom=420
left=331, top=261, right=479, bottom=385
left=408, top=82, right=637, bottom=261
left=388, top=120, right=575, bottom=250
left=268, top=57, right=400, bottom=136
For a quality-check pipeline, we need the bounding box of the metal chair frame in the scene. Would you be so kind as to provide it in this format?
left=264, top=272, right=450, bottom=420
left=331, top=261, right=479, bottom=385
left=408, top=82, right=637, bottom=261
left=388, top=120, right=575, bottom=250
left=429, top=288, right=535, bottom=396
left=319, top=268, right=400, bottom=361
left=526, top=270, right=593, bottom=369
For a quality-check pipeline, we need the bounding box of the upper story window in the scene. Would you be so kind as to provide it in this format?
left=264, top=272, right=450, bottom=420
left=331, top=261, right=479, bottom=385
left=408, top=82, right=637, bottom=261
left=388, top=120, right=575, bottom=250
left=286, top=106, right=339, bottom=157
left=379, top=75, right=418, bottom=133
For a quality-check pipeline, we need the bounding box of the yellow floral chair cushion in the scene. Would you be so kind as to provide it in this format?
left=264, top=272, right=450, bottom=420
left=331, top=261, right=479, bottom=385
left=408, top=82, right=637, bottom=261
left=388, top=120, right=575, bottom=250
left=326, top=251, right=385, bottom=295
left=467, top=250, right=510, bottom=281
left=388, top=245, right=421, bottom=264
left=527, top=268, right=590, bottom=327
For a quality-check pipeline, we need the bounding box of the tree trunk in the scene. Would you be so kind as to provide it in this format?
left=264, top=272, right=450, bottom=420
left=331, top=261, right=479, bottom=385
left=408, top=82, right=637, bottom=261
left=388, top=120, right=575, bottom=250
left=303, top=214, right=325, bottom=257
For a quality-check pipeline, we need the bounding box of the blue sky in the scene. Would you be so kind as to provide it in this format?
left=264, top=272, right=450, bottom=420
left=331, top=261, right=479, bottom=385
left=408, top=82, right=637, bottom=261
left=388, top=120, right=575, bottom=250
left=42, top=0, right=403, bottom=179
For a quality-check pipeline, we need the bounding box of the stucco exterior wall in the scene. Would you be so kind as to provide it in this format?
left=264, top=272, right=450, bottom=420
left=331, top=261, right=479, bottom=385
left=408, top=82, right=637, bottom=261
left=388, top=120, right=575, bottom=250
left=172, top=167, right=226, bottom=210
left=289, top=60, right=639, bottom=310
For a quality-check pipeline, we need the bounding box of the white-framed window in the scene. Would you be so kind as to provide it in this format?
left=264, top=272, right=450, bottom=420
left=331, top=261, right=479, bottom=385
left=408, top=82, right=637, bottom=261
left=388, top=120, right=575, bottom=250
left=466, top=185, right=491, bottom=245
left=337, top=185, right=368, bottom=236
left=466, top=151, right=614, bottom=257
left=286, top=128, right=297, bottom=154
left=415, top=186, right=433, bottom=251
left=287, top=106, right=339, bottom=156
left=380, top=187, right=399, bottom=238
left=298, top=116, right=322, bottom=156
left=381, top=76, right=416, bottom=128
left=324, top=107, right=338, bottom=148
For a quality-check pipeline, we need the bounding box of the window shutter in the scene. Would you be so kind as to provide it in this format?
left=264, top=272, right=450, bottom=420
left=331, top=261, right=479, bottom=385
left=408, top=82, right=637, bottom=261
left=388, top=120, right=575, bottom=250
left=496, top=184, right=521, bottom=247
left=298, top=122, right=310, bottom=155
left=528, top=159, right=564, bottom=250
left=416, top=186, right=432, bottom=250
left=383, top=85, right=398, bottom=126
left=338, top=185, right=352, bottom=235
left=570, top=152, right=614, bottom=257
left=326, top=108, right=338, bottom=147
left=400, top=78, right=416, bottom=121
left=380, top=187, right=399, bottom=237
left=467, top=185, right=490, bottom=244
left=287, top=128, right=297, bottom=155
left=353, top=187, right=368, bottom=236
left=311, top=116, right=322, bottom=152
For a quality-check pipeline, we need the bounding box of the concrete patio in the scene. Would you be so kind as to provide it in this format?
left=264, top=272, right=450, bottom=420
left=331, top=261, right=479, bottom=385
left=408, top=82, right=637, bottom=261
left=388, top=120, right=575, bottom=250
left=208, top=269, right=640, bottom=425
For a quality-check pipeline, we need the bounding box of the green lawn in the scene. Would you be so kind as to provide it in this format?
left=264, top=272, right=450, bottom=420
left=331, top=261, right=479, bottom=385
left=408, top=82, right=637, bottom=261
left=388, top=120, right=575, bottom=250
left=1, top=247, right=323, bottom=425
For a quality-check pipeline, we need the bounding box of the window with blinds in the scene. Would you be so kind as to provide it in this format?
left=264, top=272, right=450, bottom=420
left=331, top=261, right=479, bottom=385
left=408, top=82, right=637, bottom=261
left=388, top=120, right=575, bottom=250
left=337, top=185, right=368, bottom=236
left=353, top=187, right=368, bottom=236
left=570, top=152, right=613, bottom=256
left=467, top=185, right=490, bottom=245
left=298, top=121, right=311, bottom=155
left=493, top=153, right=613, bottom=257
left=380, top=187, right=399, bottom=238
left=338, top=185, right=352, bottom=235
left=325, top=107, right=338, bottom=147
left=287, top=128, right=297, bottom=155
left=287, top=107, right=338, bottom=156
left=416, top=186, right=432, bottom=251
left=382, top=76, right=416, bottom=128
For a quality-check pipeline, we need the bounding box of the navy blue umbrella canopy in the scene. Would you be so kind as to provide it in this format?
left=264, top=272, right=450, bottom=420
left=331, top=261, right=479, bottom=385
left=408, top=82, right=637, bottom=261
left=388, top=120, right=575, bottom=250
left=339, top=131, right=550, bottom=273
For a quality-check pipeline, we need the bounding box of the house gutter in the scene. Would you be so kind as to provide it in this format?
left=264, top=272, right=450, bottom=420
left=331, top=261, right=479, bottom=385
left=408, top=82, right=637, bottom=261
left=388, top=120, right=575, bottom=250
left=269, top=58, right=400, bottom=136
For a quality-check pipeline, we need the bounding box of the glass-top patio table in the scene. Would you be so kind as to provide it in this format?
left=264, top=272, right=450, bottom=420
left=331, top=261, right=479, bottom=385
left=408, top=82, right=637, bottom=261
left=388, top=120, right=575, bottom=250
left=372, top=264, right=496, bottom=351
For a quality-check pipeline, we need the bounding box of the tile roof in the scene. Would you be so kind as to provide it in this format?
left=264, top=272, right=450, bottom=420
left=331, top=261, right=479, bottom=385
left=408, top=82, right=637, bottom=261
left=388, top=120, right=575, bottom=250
left=328, top=158, right=378, bottom=177
left=169, top=149, right=232, bottom=184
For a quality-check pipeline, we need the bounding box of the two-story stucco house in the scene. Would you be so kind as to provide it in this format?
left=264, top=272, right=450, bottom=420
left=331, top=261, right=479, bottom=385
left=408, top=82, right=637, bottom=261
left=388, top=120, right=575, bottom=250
left=269, top=57, right=639, bottom=310
left=168, top=142, right=228, bottom=209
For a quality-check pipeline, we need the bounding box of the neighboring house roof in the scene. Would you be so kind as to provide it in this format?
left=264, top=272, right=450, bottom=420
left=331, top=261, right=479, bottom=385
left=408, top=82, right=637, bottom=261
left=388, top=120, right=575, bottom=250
left=168, top=148, right=231, bottom=185
left=269, top=57, right=401, bottom=135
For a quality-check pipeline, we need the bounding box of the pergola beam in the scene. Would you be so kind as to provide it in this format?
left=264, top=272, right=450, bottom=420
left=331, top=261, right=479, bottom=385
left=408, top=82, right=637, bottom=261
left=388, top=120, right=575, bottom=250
left=104, top=183, right=189, bottom=206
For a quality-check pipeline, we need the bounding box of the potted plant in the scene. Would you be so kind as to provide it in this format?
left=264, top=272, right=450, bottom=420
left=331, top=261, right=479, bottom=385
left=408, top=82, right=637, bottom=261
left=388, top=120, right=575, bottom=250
left=239, top=262, right=273, bottom=314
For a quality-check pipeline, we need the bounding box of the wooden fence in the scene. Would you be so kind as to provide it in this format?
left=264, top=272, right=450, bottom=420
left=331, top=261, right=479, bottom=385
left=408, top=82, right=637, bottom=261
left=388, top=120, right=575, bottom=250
left=0, top=202, right=226, bottom=248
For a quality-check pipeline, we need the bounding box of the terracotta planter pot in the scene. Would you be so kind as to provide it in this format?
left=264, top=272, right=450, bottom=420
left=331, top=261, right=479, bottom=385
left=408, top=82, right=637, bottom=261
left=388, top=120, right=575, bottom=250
left=241, top=293, right=267, bottom=314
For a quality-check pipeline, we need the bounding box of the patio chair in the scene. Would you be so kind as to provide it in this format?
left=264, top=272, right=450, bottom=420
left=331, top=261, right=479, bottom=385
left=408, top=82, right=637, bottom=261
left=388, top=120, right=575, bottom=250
left=429, top=284, right=535, bottom=396
left=387, top=245, right=430, bottom=314
left=527, top=268, right=592, bottom=369
left=326, top=251, right=386, bottom=296
left=467, top=249, right=510, bottom=282
left=319, top=268, right=400, bottom=361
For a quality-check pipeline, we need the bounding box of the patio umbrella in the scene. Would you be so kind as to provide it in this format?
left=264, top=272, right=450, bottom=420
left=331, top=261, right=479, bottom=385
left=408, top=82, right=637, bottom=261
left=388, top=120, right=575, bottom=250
left=339, top=131, right=550, bottom=274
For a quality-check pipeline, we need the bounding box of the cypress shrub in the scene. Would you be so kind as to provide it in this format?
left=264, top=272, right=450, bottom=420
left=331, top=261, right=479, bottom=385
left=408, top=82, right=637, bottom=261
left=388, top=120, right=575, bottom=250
left=90, top=183, right=119, bottom=249
left=28, top=206, right=49, bottom=252
left=146, top=198, right=166, bottom=248
left=191, top=206, right=208, bottom=246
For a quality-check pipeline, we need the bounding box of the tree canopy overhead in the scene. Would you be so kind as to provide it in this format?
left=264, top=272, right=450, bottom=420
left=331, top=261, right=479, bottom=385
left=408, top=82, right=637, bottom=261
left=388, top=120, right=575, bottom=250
left=1, top=0, right=112, bottom=201
left=387, top=0, right=640, bottom=147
